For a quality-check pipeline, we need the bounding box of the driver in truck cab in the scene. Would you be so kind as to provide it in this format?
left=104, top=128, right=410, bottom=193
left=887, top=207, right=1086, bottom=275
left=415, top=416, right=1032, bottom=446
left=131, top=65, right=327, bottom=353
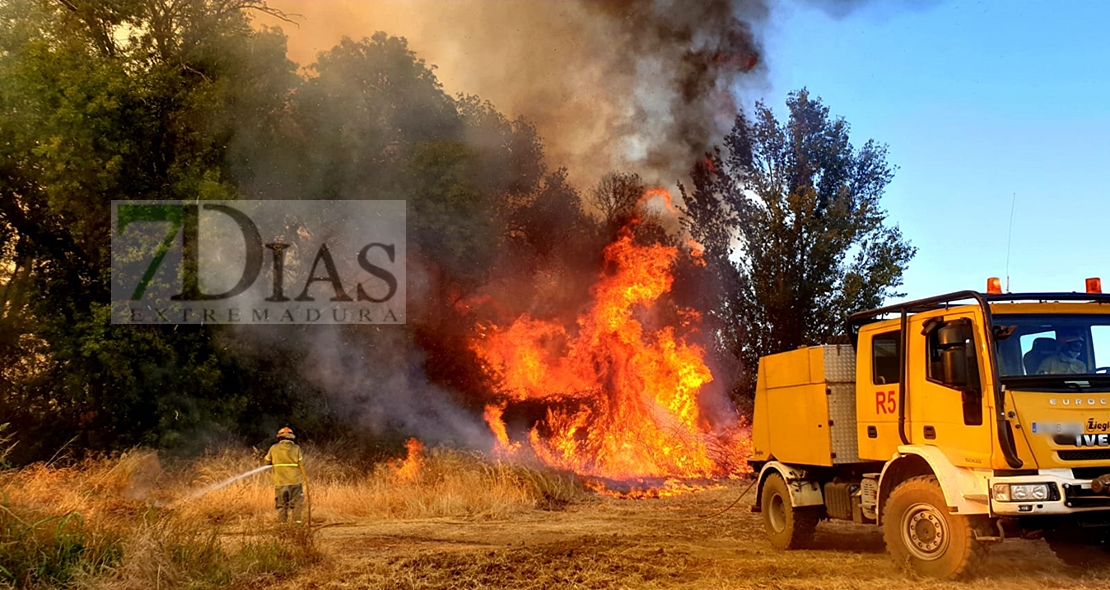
left=1037, top=330, right=1087, bottom=375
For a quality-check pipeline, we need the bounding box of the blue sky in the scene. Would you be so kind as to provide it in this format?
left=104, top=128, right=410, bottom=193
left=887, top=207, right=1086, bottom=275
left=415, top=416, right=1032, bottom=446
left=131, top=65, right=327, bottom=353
left=761, top=0, right=1109, bottom=301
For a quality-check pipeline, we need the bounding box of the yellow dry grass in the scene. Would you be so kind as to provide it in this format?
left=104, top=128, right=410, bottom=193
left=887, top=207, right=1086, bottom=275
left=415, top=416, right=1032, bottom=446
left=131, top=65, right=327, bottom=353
left=0, top=444, right=582, bottom=589
left=264, top=483, right=1110, bottom=590
left=315, top=447, right=583, bottom=520
left=12, top=446, right=1110, bottom=590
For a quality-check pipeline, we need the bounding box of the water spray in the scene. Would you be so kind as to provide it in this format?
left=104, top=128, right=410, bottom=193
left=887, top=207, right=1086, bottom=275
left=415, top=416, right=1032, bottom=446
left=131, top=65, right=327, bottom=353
left=168, top=465, right=272, bottom=508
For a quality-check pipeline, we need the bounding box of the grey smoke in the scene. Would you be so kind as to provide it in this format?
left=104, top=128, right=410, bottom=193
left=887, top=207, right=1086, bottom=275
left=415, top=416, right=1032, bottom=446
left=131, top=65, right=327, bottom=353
left=232, top=0, right=920, bottom=447
left=295, top=325, right=492, bottom=448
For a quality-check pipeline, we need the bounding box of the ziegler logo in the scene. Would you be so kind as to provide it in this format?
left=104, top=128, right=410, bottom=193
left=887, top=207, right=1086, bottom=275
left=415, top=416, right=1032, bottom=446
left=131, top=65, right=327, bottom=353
left=1088, top=419, right=1110, bottom=433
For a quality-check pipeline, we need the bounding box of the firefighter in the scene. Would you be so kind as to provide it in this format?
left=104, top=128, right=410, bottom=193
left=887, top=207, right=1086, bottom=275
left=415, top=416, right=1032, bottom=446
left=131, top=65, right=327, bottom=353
left=1037, top=331, right=1087, bottom=375
left=264, top=426, right=304, bottom=524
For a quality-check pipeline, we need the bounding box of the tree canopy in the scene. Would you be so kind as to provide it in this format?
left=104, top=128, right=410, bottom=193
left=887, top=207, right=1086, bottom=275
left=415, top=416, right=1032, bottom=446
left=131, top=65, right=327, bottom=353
left=0, top=0, right=597, bottom=463
left=683, top=89, right=915, bottom=398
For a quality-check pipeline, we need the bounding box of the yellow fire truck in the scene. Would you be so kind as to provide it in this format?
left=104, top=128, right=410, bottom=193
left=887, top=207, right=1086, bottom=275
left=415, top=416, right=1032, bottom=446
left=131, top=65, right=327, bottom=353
left=748, top=279, right=1110, bottom=578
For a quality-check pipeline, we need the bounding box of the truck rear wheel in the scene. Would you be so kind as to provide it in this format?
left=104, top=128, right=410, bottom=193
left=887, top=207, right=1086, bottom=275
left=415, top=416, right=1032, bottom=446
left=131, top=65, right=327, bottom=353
left=761, top=473, right=818, bottom=549
left=882, top=475, right=985, bottom=579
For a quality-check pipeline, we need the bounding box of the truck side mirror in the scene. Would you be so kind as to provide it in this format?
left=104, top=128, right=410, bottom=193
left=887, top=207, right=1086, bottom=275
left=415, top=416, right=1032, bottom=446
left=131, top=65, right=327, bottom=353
left=938, top=321, right=973, bottom=390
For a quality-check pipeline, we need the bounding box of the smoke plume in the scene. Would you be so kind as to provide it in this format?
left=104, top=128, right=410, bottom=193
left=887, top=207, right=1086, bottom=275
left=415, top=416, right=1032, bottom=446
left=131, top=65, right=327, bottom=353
left=238, top=0, right=896, bottom=451
left=262, top=0, right=769, bottom=189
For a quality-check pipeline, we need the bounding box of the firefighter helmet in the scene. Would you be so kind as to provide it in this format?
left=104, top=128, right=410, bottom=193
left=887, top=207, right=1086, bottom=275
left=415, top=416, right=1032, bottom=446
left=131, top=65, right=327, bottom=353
left=277, top=426, right=295, bottom=440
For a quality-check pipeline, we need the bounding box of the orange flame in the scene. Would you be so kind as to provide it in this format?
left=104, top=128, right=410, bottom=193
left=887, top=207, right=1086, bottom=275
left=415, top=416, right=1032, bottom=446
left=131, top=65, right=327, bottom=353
left=685, top=237, right=706, bottom=267
left=484, top=403, right=521, bottom=455
left=702, top=156, right=719, bottom=175
left=390, top=438, right=425, bottom=484
left=638, top=187, right=682, bottom=215
left=471, top=202, right=750, bottom=492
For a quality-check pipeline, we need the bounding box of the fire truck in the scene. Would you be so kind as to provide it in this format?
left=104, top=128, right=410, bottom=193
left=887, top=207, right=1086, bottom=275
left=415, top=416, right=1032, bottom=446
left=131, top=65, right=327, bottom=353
left=748, top=279, right=1110, bottom=578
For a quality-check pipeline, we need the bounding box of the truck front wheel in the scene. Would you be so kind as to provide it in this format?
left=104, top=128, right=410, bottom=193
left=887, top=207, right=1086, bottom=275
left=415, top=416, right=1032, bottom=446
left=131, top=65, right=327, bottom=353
left=1044, top=528, right=1110, bottom=567
left=882, top=475, right=985, bottom=579
left=761, top=473, right=818, bottom=549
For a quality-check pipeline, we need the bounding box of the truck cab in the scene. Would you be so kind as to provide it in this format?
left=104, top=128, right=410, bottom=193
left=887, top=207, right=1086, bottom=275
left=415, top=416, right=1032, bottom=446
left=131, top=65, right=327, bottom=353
left=748, top=286, right=1110, bottom=579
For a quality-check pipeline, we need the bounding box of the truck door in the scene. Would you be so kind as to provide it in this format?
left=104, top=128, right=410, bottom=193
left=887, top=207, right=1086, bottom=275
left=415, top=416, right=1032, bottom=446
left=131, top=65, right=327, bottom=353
left=857, top=328, right=904, bottom=461
left=906, top=312, right=993, bottom=467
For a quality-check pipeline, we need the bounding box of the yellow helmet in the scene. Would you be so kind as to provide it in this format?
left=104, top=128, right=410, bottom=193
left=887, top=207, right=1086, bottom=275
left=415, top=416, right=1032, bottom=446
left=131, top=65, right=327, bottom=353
left=276, top=427, right=295, bottom=440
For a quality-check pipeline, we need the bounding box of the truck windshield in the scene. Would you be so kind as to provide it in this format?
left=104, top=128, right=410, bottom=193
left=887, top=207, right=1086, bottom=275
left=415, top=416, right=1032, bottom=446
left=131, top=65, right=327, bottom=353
left=992, top=314, right=1110, bottom=378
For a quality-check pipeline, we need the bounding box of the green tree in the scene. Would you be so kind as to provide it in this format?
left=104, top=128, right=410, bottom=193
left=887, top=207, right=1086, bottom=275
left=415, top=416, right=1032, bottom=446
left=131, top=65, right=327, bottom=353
left=0, top=2, right=596, bottom=461
left=683, top=89, right=915, bottom=399
left=0, top=0, right=299, bottom=461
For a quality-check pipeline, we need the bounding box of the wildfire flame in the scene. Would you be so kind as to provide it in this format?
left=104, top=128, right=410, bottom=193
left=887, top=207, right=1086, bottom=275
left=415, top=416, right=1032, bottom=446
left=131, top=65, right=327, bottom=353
left=639, top=187, right=682, bottom=215
left=685, top=237, right=706, bottom=267
left=483, top=402, right=521, bottom=455
left=389, top=438, right=425, bottom=484
left=470, top=190, right=750, bottom=496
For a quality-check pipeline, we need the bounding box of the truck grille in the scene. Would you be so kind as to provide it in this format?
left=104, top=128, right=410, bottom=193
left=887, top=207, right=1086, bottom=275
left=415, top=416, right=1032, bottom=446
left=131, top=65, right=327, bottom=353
left=1058, top=450, right=1110, bottom=461
left=1072, top=467, right=1110, bottom=480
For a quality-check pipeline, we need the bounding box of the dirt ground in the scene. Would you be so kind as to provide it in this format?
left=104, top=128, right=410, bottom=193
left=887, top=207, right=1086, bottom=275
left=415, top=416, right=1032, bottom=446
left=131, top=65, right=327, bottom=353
left=262, top=482, right=1110, bottom=590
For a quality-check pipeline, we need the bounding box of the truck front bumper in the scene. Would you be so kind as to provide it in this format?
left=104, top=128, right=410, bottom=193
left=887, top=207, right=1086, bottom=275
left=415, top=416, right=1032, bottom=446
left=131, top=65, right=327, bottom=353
left=990, top=471, right=1110, bottom=516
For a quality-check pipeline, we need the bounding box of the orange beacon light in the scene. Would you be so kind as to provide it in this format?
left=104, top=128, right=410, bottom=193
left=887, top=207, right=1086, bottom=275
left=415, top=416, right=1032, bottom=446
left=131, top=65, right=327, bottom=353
left=986, top=277, right=1003, bottom=294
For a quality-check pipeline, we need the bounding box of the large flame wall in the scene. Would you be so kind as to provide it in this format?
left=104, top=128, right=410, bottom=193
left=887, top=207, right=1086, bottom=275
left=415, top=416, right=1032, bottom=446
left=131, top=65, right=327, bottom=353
left=471, top=225, right=743, bottom=486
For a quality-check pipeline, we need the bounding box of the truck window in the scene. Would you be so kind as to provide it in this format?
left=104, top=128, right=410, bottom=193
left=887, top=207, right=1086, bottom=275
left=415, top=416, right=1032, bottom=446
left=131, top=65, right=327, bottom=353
left=926, top=319, right=983, bottom=425
left=1018, top=330, right=1055, bottom=375
left=872, top=331, right=900, bottom=385
left=1095, top=326, right=1110, bottom=370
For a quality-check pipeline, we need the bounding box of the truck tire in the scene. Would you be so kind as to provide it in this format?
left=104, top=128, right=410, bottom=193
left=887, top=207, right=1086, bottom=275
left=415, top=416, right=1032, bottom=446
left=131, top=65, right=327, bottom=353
left=761, top=473, right=818, bottom=549
left=1044, top=529, right=1110, bottom=567
left=882, top=475, right=985, bottom=579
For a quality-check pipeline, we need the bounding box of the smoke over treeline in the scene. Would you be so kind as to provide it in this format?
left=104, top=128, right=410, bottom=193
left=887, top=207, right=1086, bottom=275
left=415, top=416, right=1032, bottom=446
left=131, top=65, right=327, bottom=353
left=264, top=0, right=769, bottom=189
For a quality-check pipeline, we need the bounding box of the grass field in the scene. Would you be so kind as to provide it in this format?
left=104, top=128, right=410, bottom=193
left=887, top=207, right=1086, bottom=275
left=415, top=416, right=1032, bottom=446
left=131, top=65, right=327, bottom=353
left=260, top=482, right=1110, bottom=590
left=0, top=443, right=580, bottom=588
left=4, top=446, right=1110, bottom=589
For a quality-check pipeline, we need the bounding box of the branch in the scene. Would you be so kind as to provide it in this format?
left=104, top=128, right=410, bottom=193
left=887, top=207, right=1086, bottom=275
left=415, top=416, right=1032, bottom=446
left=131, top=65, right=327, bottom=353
left=245, top=1, right=300, bottom=26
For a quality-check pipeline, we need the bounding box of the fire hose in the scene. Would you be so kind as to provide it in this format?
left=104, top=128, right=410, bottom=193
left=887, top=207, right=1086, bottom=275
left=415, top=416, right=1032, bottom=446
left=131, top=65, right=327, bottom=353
left=694, top=478, right=757, bottom=520
left=626, top=476, right=763, bottom=523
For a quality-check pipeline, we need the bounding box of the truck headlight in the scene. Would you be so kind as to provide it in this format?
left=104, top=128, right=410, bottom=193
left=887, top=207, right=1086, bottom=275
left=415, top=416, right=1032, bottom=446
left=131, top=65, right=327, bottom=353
left=992, top=483, right=1051, bottom=502
left=992, top=483, right=1010, bottom=502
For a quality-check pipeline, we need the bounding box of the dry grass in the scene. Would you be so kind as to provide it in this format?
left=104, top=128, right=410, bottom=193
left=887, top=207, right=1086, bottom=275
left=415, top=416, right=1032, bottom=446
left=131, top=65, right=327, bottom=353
left=0, top=444, right=584, bottom=589
left=265, top=484, right=1110, bottom=590
left=156, top=444, right=584, bottom=524
left=314, top=446, right=584, bottom=520
left=10, top=447, right=1110, bottom=589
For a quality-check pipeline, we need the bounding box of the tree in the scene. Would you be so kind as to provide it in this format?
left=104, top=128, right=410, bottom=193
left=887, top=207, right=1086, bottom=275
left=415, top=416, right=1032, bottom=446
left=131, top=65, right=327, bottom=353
left=0, top=0, right=302, bottom=461
left=588, top=172, right=644, bottom=228
left=0, top=1, right=624, bottom=462
left=683, top=89, right=915, bottom=399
